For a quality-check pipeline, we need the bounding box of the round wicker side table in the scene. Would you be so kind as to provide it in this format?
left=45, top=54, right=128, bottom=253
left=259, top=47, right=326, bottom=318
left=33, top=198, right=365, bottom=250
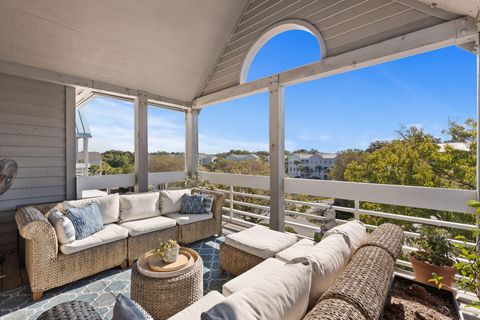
left=130, top=252, right=203, bottom=320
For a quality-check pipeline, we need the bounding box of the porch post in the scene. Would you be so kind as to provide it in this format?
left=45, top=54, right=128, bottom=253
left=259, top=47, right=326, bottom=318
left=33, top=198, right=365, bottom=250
left=269, top=75, right=285, bottom=232
left=134, top=91, right=149, bottom=192
left=185, top=109, right=199, bottom=177
left=477, top=34, right=480, bottom=201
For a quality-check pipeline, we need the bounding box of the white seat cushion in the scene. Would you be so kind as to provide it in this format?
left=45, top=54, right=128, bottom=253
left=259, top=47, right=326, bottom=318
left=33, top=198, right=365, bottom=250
left=119, top=192, right=161, bottom=222
left=275, top=238, right=316, bottom=262
left=165, top=213, right=213, bottom=225
left=224, top=225, right=297, bottom=259
left=323, top=220, right=367, bottom=255
left=222, top=258, right=285, bottom=296
left=167, top=291, right=225, bottom=320
left=118, top=216, right=177, bottom=236
left=60, top=224, right=128, bottom=255
left=160, top=189, right=191, bottom=214
left=296, top=232, right=352, bottom=308
left=63, top=193, right=120, bottom=225
left=203, top=259, right=312, bottom=320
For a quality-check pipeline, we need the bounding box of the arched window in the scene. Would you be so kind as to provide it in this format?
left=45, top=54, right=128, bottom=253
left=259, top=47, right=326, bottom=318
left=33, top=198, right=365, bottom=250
left=240, top=20, right=325, bottom=83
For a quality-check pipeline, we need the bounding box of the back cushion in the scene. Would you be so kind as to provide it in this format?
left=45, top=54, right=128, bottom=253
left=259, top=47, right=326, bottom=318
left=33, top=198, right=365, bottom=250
left=299, top=233, right=352, bottom=309
left=119, top=192, right=161, bottom=222
left=160, top=189, right=191, bottom=214
left=323, top=220, right=367, bottom=255
left=63, top=193, right=120, bottom=225
left=202, top=259, right=312, bottom=320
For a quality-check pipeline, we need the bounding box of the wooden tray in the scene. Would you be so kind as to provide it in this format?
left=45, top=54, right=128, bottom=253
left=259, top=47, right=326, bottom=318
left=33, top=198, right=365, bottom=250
left=137, top=247, right=198, bottom=278
left=148, top=250, right=191, bottom=272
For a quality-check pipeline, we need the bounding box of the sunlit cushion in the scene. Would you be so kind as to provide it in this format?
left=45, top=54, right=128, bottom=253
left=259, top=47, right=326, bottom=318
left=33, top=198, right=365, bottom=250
left=224, top=225, right=297, bottom=259
left=119, top=192, right=161, bottom=222
left=323, top=220, right=367, bottom=255
left=60, top=224, right=128, bottom=254
left=222, top=258, right=285, bottom=296
left=119, top=216, right=177, bottom=236
left=165, top=213, right=213, bottom=225
left=275, top=238, right=316, bottom=262
left=63, top=193, right=120, bottom=225
left=168, top=291, right=225, bottom=320
left=160, top=189, right=191, bottom=214
left=203, top=259, right=312, bottom=320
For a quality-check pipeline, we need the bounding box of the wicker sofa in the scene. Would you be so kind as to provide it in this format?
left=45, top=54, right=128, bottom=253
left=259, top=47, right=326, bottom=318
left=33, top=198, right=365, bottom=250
left=15, top=188, right=225, bottom=301
left=168, top=223, right=404, bottom=320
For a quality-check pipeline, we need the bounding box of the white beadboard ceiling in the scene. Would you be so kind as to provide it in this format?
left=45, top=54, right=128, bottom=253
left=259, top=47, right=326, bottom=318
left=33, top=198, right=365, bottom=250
left=0, top=0, right=474, bottom=102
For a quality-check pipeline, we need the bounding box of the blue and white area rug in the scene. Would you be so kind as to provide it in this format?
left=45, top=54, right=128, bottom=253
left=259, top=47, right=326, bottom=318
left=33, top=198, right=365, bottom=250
left=0, top=235, right=232, bottom=320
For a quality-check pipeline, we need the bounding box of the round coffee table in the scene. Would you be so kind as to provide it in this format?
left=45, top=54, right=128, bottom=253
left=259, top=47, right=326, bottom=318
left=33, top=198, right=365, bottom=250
left=130, top=249, right=203, bottom=320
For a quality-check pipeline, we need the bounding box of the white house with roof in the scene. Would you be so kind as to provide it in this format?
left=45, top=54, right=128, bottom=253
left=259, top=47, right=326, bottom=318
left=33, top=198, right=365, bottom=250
left=287, top=152, right=337, bottom=179
left=225, top=154, right=260, bottom=162
left=198, top=154, right=217, bottom=165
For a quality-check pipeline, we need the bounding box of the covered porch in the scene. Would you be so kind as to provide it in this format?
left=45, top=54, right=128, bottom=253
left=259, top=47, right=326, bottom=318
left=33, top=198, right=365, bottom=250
left=1, top=0, right=480, bottom=319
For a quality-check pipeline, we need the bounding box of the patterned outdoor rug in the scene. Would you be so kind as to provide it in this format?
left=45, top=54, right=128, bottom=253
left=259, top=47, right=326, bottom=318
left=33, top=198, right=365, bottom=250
left=0, top=234, right=232, bottom=320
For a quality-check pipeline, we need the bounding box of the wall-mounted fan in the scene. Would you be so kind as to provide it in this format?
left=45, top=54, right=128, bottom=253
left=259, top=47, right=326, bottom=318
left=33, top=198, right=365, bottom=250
left=0, top=159, right=18, bottom=196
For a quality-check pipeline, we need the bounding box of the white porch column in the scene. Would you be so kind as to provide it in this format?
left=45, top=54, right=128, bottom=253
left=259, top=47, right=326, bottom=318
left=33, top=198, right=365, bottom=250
left=134, top=91, right=149, bottom=192
left=65, top=86, right=76, bottom=199
left=477, top=34, right=480, bottom=201
left=269, top=75, right=285, bottom=232
left=83, top=137, right=89, bottom=176
left=185, top=109, right=199, bottom=176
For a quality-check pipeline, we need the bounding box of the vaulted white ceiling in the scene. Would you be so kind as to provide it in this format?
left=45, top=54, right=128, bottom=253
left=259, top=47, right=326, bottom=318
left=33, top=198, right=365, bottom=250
left=0, top=0, right=248, bottom=103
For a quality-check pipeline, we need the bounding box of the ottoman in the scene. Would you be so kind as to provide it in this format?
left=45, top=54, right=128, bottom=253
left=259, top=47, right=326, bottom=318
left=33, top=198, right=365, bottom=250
left=220, top=225, right=297, bottom=276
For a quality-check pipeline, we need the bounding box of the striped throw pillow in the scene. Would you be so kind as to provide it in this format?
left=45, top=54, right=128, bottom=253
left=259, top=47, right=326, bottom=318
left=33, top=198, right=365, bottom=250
left=65, top=203, right=104, bottom=240
left=194, top=192, right=214, bottom=214
left=181, top=194, right=205, bottom=215
left=48, top=209, right=76, bottom=244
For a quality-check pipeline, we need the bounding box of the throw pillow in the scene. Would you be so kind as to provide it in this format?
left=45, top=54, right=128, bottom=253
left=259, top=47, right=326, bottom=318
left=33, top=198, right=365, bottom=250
left=113, top=294, right=152, bottom=320
left=193, top=191, right=214, bottom=214
left=160, top=189, right=191, bottom=214
left=181, top=194, right=205, bottom=214
left=47, top=210, right=76, bottom=244
left=65, top=203, right=104, bottom=240
left=202, top=259, right=312, bottom=320
left=119, top=192, right=161, bottom=222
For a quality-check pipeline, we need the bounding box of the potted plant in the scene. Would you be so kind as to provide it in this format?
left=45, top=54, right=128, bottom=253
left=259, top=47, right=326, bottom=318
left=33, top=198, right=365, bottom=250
left=453, top=200, right=480, bottom=308
left=408, top=226, right=456, bottom=288
left=154, top=239, right=180, bottom=263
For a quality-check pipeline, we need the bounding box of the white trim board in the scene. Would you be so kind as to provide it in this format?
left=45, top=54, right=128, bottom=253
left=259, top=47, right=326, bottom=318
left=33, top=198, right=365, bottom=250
left=194, top=17, right=478, bottom=108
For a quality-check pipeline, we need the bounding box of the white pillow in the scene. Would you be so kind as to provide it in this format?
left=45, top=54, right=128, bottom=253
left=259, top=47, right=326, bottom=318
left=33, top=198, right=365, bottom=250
left=48, top=210, right=76, bottom=244
left=323, top=220, right=367, bottom=255
left=119, top=192, right=161, bottom=222
left=299, top=233, right=352, bottom=309
left=160, top=189, right=191, bottom=214
left=63, top=193, right=120, bottom=225
left=202, top=259, right=312, bottom=320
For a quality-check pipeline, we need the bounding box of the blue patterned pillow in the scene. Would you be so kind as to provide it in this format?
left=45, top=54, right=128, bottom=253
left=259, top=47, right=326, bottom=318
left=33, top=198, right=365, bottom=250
left=65, top=203, right=104, bottom=240
left=181, top=194, right=205, bottom=215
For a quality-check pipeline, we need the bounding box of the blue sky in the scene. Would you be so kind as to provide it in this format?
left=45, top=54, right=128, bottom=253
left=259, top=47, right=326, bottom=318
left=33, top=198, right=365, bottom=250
left=82, top=30, right=476, bottom=154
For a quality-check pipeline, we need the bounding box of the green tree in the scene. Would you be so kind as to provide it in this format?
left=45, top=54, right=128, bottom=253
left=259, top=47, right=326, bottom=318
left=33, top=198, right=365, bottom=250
left=328, top=149, right=364, bottom=181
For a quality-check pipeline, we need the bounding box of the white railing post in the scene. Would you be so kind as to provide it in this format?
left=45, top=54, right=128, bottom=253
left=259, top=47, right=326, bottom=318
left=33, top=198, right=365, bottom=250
left=134, top=91, right=149, bottom=192
left=269, top=75, right=286, bottom=232
left=354, top=199, right=360, bottom=220
left=229, top=185, right=234, bottom=222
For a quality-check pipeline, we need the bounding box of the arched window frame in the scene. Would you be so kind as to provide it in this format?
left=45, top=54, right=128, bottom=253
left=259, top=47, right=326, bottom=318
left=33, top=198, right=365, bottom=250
left=239, top=19, right=326, bottom=84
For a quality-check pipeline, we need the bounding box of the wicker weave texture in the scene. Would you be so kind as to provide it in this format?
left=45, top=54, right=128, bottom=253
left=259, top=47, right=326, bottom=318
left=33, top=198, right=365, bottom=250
left=220, top=242, right=264, bottom=276
left=131, top=255, right=203, bottom=320
left=16, top=205, right=127, bottom=293
left=127, top=226, right=178, bottom=262
left=37, top=300, right=101, bottom=320
left=320, top=245, right=394, bottom=319
left=304, top=298, right=366, bottom=320
left=362, top=223, right=404, bottom=260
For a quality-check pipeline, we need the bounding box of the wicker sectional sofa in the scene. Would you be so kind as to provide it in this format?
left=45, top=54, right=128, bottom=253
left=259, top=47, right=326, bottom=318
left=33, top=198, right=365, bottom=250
left=168, top=223, right=404, bottom=320
left=15, top=188, right=225, bottom=301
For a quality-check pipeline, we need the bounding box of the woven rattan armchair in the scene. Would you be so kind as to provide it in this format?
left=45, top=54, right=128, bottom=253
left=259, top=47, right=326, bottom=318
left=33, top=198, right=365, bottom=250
left=15, top=204, right=128, bottom=301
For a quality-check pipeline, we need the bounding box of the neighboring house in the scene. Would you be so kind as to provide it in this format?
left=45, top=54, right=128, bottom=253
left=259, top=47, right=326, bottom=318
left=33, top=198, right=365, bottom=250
left=225, top=154, right=260, bottom=162
left=287, top=152, right=337, bottom=179
left=438, top=142, right=469, bottom=152
left=198, top=153, right=217, bottom=165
